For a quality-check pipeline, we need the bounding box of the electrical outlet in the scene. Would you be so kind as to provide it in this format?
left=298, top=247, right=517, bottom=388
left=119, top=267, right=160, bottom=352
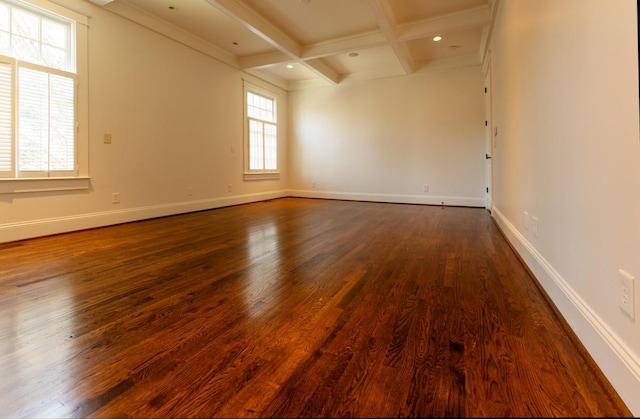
left=112, top=192, right=120, bottom=204
left=423, top=184, right=429, bottom=192
left=227, top=184, right=232, bottom=192
left=531, top=216, right=538, bottom=237
left=618, top=269, right=635, bottom=319
left=312, top=181, right=316, bottom=189
left=524, top=211, right=530, bottom=231
left=187, top=187, right=193, bottom=196
left=103, top=133, right=112, bottom=144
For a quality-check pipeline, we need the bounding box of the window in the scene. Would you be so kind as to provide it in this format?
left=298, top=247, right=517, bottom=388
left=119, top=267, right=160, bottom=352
left=0, top=0, right=80, bottom=180
left=244, top=82, right=279, bottom=179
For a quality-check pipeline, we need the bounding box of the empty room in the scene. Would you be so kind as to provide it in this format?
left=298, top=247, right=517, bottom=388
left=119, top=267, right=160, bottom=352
left=0, top=0, right=638, bottom=417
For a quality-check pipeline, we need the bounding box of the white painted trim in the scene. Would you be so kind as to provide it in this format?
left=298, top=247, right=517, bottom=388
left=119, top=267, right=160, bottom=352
left=491, top=205, right=640, bottom=416
left=243, top=172, right=281, bottom=181
left=24, top=0, right=89, bottom=25
left=0, top=191, right=482, bottom=244
left=0, top=190, right=287, bottom=243
left=0, top=177, right=91, bottom=194
left=288, top=189, right=485, bottom=207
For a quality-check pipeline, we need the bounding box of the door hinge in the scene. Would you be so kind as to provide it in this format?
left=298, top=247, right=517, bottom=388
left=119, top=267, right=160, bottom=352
left=486, top=187, right=489, bottom=193
left=484, top=120, right=488, bottom=126
left=484, top=87, right=487, bottom=93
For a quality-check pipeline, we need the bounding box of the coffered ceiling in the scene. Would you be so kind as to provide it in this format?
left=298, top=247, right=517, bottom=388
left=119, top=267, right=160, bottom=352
left=89, top=0, right=498, bottom=90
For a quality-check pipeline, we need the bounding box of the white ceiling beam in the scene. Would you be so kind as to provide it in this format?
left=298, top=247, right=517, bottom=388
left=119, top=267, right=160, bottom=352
left=205, top=0, right=338, bottom=84
left=205, top=0, right=301, bottom=56
left=240, top=31, right=389, bottom=70
left=301, top=31, right=388, bottom=60
left=396, top=6, right=492, bottom=42
left=239, top=51, right=291, bottom=70
left=240, top=55, right=339, bottom=85
left=366, top=0, right=415, bottom=75
left=303, top=58, right=340, bottom=85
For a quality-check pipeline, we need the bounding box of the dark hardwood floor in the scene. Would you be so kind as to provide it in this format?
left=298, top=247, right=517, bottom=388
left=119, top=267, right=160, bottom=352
left=0, top=197, right=632, bottom=418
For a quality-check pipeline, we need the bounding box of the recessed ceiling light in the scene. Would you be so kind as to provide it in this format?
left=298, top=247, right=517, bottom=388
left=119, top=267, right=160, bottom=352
left=433, top=36, right=442, bottom=42
left=286, top=64, right=294, bottom=69
left=348, top=52, right=359, bottom=58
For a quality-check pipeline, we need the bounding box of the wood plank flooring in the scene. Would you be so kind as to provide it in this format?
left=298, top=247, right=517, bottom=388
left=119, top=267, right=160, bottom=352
left=0, top=197, right=632, bottom=417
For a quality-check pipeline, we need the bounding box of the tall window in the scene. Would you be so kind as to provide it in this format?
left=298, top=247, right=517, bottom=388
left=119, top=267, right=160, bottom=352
left=245, top=87, right=278, bottom=176
left=0, top=0, right=77, bottom=179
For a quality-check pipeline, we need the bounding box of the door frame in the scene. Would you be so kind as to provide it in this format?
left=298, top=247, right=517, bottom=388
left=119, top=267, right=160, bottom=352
left=483, top=50, right=494, bottom=211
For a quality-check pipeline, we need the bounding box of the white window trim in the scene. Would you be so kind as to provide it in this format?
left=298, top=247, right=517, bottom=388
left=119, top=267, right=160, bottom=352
left=0, top=175, right=89, bottom=193
left=242, top=80, right=280, bottom=181
left=0, top=0, right=89, bottom=194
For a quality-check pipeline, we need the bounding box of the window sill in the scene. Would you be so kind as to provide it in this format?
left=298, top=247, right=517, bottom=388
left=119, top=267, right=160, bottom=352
left=243, top=172, right=280, bottom=181
left=0, top=177, right=91, bottom=194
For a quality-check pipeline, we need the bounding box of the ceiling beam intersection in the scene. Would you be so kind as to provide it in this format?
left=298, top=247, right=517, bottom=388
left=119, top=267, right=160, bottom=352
left=205, top=0, right=339, bottom=84
left=365, top=0, right=415, bottom=75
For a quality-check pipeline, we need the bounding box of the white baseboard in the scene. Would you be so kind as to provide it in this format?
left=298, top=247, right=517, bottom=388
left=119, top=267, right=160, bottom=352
left=1, top=190, right=480, bottom=244
left=288, top=189, right=485, bottom=207
left=491, top=205, right=640, bottom=416
left=0, top=190, right=287, bottom=243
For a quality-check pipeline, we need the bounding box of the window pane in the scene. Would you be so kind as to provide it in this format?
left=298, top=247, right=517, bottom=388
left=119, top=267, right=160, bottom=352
left=0, top=0, right=77, bottom=179
left=12, top=36, right=39, bottom=63
left=249, top=119, right=263, bottom=170
left=42, top=19, right=67, bottom=49
left=0, top=61, right=12, bottom=173
left=0, top=32, right=9, bottom=55
left=0, top=4, right=9, bottom=32
left=247, top=92, right=257, bottom=118
left=246, top=87, right=277, bottom=173
left=247, top=91, right=274, bottom=122
left=42, top=45, right=65, bottom=70
left=12, top=9, right=38, bottom=40
left=2, top=4, right=72, bottom=71
left=264, top=123, right=276, bottom=170
left=18, top=67, right=49, bottom=171
left=49, top=73, right=74, bottom=171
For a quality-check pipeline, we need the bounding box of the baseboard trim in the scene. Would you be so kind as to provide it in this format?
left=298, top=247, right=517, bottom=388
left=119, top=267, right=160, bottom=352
left=288, top=189, right=485, bottom=207
left=0, top=190, right=485, bottom=243
left=491, top=205, right=640, bottom=416
left=0, top=190, right=287, bottom=243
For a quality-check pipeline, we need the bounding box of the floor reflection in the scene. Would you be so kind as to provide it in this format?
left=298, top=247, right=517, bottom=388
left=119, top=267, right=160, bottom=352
left=242, top=220, right=283, bottom=319
left=0, top=274, right=75, bottom=418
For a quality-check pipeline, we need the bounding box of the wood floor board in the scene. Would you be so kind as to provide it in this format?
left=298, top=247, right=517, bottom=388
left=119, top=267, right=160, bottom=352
left=0, top=197, right=632, bottom=418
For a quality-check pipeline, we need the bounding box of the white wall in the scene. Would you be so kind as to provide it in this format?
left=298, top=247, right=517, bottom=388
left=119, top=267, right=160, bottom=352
left=288, top=66, right=486, bottom=207
left=489, top=0, right=640, bottom=414
left=0, top=1, right=288, bottom=243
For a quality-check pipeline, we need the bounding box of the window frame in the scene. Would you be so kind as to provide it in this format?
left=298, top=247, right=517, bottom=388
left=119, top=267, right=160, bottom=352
left=0, top=0, right=89, bottom=194
left=243, top=81, right=280, bottom=181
